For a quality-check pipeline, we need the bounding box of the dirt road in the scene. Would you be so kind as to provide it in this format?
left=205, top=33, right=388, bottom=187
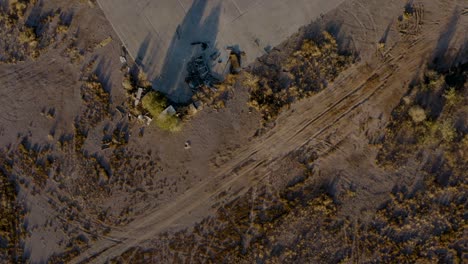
left=70, top=29, right=432, bottom=263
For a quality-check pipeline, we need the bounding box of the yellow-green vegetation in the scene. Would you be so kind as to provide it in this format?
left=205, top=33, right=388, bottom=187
left=96, top=36, right=112, bottom=49
left=154, top=115, right=181, bottom=132
left=247, top=31, right=353, bottom=121
left=141, top=91, right=181, bottom=132
left=141, top=91, right=168, bottom=117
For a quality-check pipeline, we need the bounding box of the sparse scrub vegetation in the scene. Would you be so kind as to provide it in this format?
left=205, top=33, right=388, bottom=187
left=374, top=64, right=466, bottom=262
left=0, top=167, right=23, bottom=263
left=0, top=0, right=72, bottom=63
left=154, top=115, right=181, bottom=132
left=141, top=91, right=167, bottom=118
left=191, top=74, right=237, bottom=110
left=79, top=74, right=111, bottom=127
left=141, top=91, right=181, bottom=132
left=109, top=63, right=466, bottom=263
left=247, top=31, right=354, bottom=121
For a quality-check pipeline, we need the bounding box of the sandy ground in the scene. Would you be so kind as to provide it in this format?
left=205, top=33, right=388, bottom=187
left=0, top=0, right=466, bottom=263
left=73, top=0, right=467, bottom=262
left=97, top=0, right=345, bottom=102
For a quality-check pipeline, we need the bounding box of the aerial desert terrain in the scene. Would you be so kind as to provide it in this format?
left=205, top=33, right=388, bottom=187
left=0, top=0, right=466, bottom=263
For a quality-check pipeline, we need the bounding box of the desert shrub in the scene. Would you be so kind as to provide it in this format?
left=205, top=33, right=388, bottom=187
left=248, top=31, right=353, bottom=121
left=0, top=1, right=65, bottom=63
left=17, top=27, right=36, bottom=45
left=141, top=91, right=182, bottom=132
left=121, top=77, right=133, bottom=91
left=408, top=105, right=426, bottom=123
left=421, top=70, right=445, bottom=91
left=443, top=87, right=461, bottom=107
left=137, top=71, right=152, bottom=87
left=155, top=115, right=181, bottom=132
left=141, top=91, right=168, bottom=117
left=287, top=31, right=351, bottom=93
left=437, top=120, right=456, bottom=142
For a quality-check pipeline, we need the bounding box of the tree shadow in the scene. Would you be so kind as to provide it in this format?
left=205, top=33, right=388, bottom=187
left=58, top=8, right=74, bottom=27
left=379, top=20, right=393, bottom=44
left=0, top=0, right=8, bottom=11
left=94, top=57, right=112, bottom=94
left=151, top=0, right=222, bottom=103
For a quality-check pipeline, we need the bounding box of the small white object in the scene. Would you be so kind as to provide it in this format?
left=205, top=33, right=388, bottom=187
left=184, top=140, right=191, bottom=149
left=134, top=88, right=144, bottom=107
left=119, top=56, right=127, bottom=64
left=144, top=115, right=153, bottom=125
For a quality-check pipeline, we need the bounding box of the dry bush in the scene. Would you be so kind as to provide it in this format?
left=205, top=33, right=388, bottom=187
left=408, top=105, right=426, bottom=123
left=443, top=87, right=461, bottom=107
left=247, top=31, right=353, bottom=121
left=191, top=74, right=237, bottom=110
left=121, top=77, right=133, bottom=91
left=0, top=167, right=23, bottom=263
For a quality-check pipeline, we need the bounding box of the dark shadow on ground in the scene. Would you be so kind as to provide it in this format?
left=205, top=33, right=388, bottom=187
left=151, top=0, right=222, bottom=104
left=0, top=0, right=8, bottom=11
left=430, top=7, right=461, bottom=70
left=379, top=20, right=393, bottom=45
left=136, top=34, right=152, bottom=66
left=95, top=57, right=112, bottom=93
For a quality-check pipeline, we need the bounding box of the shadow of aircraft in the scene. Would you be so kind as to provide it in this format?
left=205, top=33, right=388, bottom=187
left=150, top=0, right=222, bottom=104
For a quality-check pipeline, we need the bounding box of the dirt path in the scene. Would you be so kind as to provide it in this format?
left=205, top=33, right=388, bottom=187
left=70, top=31, right=431, bottom=263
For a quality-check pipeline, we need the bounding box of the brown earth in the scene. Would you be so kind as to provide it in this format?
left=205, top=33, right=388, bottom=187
left=0, top=0, right=466, bottom=263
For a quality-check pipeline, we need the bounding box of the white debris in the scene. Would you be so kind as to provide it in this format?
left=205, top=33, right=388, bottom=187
left=134, top=87, right=143, bottom=106
left=144, top=115, right=153, bottom=125
left=137, top=114, right=153, bottom=125
left=119, top=56, right=127, bottom=64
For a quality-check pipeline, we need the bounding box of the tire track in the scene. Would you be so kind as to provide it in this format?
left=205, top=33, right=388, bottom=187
left=73, top=66, right=390, bottom=263
left=72, top=32, right=427, bottom=264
